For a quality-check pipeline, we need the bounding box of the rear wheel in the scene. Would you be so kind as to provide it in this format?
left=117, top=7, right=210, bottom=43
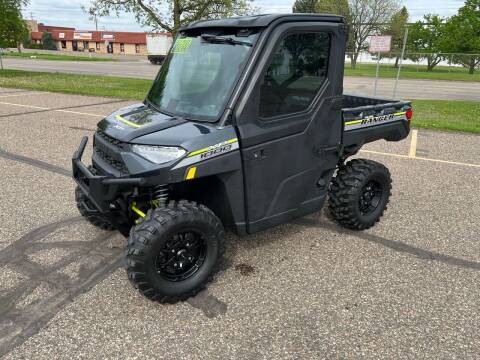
left=328, top=159, right=392, bottom=230
left=126, top=201, right=224, bottom=303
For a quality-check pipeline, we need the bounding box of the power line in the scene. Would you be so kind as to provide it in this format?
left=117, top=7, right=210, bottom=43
left=407, top=7, right=460, bottom=10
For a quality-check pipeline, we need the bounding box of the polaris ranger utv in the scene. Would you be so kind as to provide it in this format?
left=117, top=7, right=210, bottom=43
left=73, top=14, right=412, bottom=303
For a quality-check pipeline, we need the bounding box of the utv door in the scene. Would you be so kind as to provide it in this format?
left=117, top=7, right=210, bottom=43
left=235, top=21, right=346, bottom=233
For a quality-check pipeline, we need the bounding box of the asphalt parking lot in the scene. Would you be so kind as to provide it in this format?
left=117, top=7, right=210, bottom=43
left=0, top=88, right=479, bottom=359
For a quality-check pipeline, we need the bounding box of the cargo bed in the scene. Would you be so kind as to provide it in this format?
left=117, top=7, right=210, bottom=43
left=342, top=94, right=412, bottom=153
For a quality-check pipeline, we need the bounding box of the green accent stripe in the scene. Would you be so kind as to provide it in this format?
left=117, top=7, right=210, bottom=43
left=116, top=114, right=141, bottom=128
left=188, top=146, right=211, bottom=157
left=188, top=138, right=238, bottom=157
left=344, top=119, right=363, bottom=125
left=345, top=112, right=407, bottom=126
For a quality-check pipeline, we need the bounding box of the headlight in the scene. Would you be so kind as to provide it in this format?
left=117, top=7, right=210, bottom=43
left=132, top=145, right=186, bottom=164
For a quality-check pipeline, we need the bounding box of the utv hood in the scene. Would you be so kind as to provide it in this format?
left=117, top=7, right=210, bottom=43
left=97, top=103, right=187, bottom=142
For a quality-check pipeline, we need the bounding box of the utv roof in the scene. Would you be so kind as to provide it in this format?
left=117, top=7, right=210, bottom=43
left=179, top=13, right=345, bottom=31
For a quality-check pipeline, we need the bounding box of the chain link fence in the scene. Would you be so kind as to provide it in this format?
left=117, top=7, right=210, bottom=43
left=345, top=52, right=480, bottom=75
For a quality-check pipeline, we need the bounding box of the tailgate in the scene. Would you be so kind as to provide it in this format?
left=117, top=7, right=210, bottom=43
left=342, top=95, right=412, bottom=148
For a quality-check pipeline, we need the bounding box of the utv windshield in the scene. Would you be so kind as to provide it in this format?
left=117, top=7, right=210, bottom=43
left=147, top=29, right=259, bottom=122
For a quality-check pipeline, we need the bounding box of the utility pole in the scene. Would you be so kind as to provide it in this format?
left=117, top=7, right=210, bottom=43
left=393, top=26, right=409, bottom=98
left=373, top=51, right=381, bottom=95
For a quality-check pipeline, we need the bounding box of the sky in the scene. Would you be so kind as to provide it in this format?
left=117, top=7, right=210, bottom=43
left=23, top=0, right=466, bottom=32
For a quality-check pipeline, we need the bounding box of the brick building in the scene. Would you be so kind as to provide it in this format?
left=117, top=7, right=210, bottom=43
left=28, top=21, right=156, bottom=56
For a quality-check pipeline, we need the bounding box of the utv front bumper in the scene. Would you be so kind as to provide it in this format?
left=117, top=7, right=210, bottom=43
left=72, top=136, right=146, bottom=213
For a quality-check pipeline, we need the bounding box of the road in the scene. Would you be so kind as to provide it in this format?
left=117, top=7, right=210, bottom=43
left=3, top=57, right=480, bottom=101
left=0, top=88, right=479, bottom=359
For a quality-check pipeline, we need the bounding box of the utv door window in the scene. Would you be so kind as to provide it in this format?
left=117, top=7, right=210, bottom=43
left=259, top=32, right=331, bottom=119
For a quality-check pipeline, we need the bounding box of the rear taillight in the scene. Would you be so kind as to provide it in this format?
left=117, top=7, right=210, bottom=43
left=406, top=108, right=413, bottom=121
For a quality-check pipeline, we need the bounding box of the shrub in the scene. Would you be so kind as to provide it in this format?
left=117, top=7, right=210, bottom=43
left=41, top=31, right=57, bottom=50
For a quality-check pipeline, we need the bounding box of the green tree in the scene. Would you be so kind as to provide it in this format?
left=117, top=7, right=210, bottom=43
left=88, top=0, right=255, bottom=34
left=316, top=0, right=351, bottom=55
left=293, top=0, right=350, bottom=17
left=348, top=0, right=400, bottom=69
left=315, top=0, right=350, bottom=21
left=22, top=33, right=32, bottom=48
left=385, top=6, right=409, bottom=67
left=41, top=31, right=57, bottom=50
left=441, top=0, right=480, bottom=74
left=407, top=15, right=445, bottom=71
left=292, top=0, right=355, bottom=68
left=0, top=0, right=29, bottom=50
left=292, top=0, right=318, bottom=12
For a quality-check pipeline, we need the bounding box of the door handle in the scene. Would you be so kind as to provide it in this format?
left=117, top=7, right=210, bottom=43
left=250, top=149, right=266, bottom=161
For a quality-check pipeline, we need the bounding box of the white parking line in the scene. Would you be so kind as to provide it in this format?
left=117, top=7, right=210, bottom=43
left=56, top=109, right=105, bottom=117
left=360, top=149, right=480, bottom=169
left=408, top=130, right=418, bottom=158
left=0, top=92, right=46, bottom=99
left=0, top=101, right=48, bottom=110
left=0, top=101, right=105, bottom=118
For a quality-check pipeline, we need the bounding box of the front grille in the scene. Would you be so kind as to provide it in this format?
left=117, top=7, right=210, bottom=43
left=94, top=130, right=129, bottom=175
left=95, top=147, right=129, bottom=174
left=96, top=130, right=124, bottom=148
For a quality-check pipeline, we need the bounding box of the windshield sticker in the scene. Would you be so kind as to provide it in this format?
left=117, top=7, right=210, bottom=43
left=172, top=38, right=192, bottom=53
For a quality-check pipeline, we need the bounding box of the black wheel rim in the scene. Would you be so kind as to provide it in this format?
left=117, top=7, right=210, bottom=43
left=359, top=180, right=383, bottom=215
left=155, top=229, right=207, bottom=282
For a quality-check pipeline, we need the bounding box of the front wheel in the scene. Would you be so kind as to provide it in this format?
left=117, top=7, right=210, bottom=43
left=328, top=159, right=392, bottom=230
left=126, top=201, right=225, bottom=303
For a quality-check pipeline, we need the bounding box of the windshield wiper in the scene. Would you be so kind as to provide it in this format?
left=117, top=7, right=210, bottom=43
left=145, top=97, right=162, bottom=113
left=145, top=98, right=180, bottom=119
left=201, top=34, right=252, bottom=47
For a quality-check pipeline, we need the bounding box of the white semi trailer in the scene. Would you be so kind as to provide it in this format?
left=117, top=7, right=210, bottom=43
left=147, top=33, right=173, bottom=64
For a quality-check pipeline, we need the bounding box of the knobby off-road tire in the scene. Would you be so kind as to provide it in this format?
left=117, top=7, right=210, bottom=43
left=75, top=186, right=116, bottom=231
left=126, top=201, right=225, bottom=303
left=328, top=159, right=392, bottom=230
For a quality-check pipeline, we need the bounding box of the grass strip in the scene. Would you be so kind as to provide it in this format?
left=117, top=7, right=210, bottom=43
left=2, top=52, right=117, bottom=62
left=344, top=63, right=480, bottom=82
left=0, top=69, right=150, bottom=99
left=411, top=99, right=479, bottom=133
